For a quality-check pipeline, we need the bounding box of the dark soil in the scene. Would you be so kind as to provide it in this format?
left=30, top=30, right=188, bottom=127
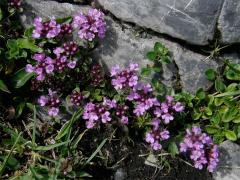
left=83, top=135, right=212, bottom=180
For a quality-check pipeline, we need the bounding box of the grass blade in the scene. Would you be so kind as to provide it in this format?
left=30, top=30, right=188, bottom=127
left=84, top=138, right=107, bottom=166
left=35, top=141, right=70, bottom=151
left=0, top=132, right=22, bottom=176
left=32, top=105, right=37, bottom=148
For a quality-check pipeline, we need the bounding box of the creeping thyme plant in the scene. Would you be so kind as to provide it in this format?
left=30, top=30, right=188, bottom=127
left=2, top=0, right=235, bottom=178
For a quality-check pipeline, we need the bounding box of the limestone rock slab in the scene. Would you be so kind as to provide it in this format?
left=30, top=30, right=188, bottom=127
left=97, top=0, right=223, bottom=45
left=213, top=141, right=240, bottom=180
left=218, top=0, right=240, bottom=44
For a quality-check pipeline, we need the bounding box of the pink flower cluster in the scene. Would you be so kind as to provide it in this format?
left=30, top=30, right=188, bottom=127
left=70, top=90, right=83, bottom=106
left=38, top=89, right=61, bottom=117
left=9, top=0, right=21, bottom=8
left=153, top=96, right=184, bottom=124
left=72, top=9, right=106, bottom=41
left=83, top=98, right=116, bottom=129
left=25, top=51, right=77, bottom=81
left=91, top=64, right=104, bottom=86
left=180, top=126, right=219, bottom=172
left=145, top=119, right=170, bottom=150
left=83, top=97, right=130, bottom=128
left=127, top=83, right=160, bottom=116
left=32, top=17, right=61, bottom=39
left=144, top=96, right=184, bottom=151
left=111, top=63, right=139, bottom=90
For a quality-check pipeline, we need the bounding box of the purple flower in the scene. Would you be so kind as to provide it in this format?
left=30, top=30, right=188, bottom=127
left=127, top=92, right=140, bottom=101
left=133, top=103, right=146, bottom=116
left=25, top=64, right=35, bottom=73
left=162, top=113, right=174, bottom=124
left=180, top=126, right=219, bottom=172
left=53, top=47, right=64, bottom=57
left=45, top=64, right=54, bottom=74
left=110, top=65, right=120, bottom=77
left=38, top=96, right=48, bottom=106
left=151, top=142, right=162, bottom=151
left=32, top=17, right=61, bottom=39
left=101, top=111, right=111, bottom=123
left=103, top=98, right=117, bottom=108
left=154, top=107, right=162, bottom=118
left=73, top=9, right=106, bottom=41
left=129, top=63, right=139, bottom=71
left=128, top=76, right=138, bottom=87
left=121, top=116, right=129, bottom=125
left=67, top=61, right=77, bottom=69
left=180, top=142, right=188, bottom=152
left=173, top=102, right=184, bottom=112
left=145, top=133, right=154, bottom=144
left=36, top=73, right=45, bottom=81
left=161, top=103, right=169, bottom=113
left=33, top=53, right=45, bottom=61
left=111, top=64, right=139, bottom=90
left=86, top=120, right=95, bottom=129
left=160, top=130, right=170, bottom=140
left=151, top=118, right=160, bottom=130
left=48, top=107, right=59, bottom=117
left=166, top=96, right=174, bottom=104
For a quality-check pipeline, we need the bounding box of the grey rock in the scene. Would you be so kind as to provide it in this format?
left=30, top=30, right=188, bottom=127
left=175, top=51, right=218, bottom=93
left=114, top=168, right=127, bottom=180
left=218, top=0, right=240, bottom=44
left=94, top=17, right=217, bottom=93
left=21, top=0, right=90, bottom=28
left=21, top=0, right=216, bottom=92
left=144, top=154, right=159, bottom=168
left=213, top=141, right=240, bottom=180
left=224, top=53, right=240, bottom=64
left=97, top=0, right=223, bottom=45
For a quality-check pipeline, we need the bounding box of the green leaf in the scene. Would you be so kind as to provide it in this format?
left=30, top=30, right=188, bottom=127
left=17, top=38, right=42, bottom=52
left=0, top=156, right=19, bottom=170
left=154, top=42, right=164, bottom=52
left=35, top=141, right=70, bottom=151
left=233, top=117, right=240, bottom=123
left=205, top=69, right=216, bottom=81
left=226, top=83, right=238, bottom=92
left=141, top=67, right=152, bottom=76
left=215, top=80, right=226, bottom=93
left=222, top=108, right=238, bottom=122
left=214, top=98, right=224, bottom=106
left=16, top=102, right=26, bottom=118
left=196, top=88, right=206, bottom=100
left=23, top=28, right=34, bottom=39
left=215, top=90, right=240, bottom=98
left=225, top=64, right=240, bottom=81
left=0, top=8, right=2, bottom=21
left=12, top=68, right=34, bottom=88
left=146, top=51, right=157, bottom=61
left=6, top=39, right=19, bottom=59
left=0, top=79, right=10, bottom=93
left=168, top=142, right=179, bottom=157
left=192, top=112, right=202, bottom=120
left=79, top=171, right=93, bottom=178
left=225, top=130, right=237, bottom=141
left=205, top=125, right=219, bottom=134
left=204, top=107, right=212, bottom=116
left=152, top=66, right=161, bottom=73
left=56, top=17, right=72, bottom=24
